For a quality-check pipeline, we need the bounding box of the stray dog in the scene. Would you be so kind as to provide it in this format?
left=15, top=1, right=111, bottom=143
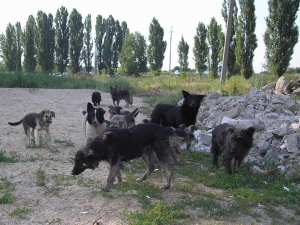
left=108, top=108, right=139, bottom=128
left=71, top=123, right=194, bottom=191
left=150, top=90, right=205, bottom=128
left=8, top=110, right=55, bottom=146
left=110, top=85, right=133, bottom=107
left=211, top=123, right=255, bottom=174
left=82, top=102, right=107, bottom=143
left=92, top=91, right=101, bottom=106
left=108, top=106, right=130, bottom=119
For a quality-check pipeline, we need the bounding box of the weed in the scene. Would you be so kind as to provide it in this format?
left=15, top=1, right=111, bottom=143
left=9, top=205, right=31, bottom=218
left=0, top=177, right=16, bottom=204
left=54, top=138, right=75, bottom=147
left=36, top=165, right=46, bottom=186
left=0, top=150, right=19, bottom=163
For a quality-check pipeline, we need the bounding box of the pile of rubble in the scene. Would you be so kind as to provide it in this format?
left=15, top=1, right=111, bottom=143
left=194, top=76, right=300, bottom=179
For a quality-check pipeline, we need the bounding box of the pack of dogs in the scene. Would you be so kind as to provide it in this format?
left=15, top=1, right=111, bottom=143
left=8, top=87, right=257, bottom=192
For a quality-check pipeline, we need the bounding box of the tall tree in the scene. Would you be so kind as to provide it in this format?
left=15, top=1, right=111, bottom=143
left=55, top=6, right=69, bottom=74
left=235, top=0, right=257, bottom=79
left=95, top=15, right=106, bottom=74
left=2, top=23, right=17, bottom=71
left=22, top=15, right=36, bottom=73
left=207, top=17, right=222, bottom=78
left=36, top=11, right=55, bottom=72
left=121, top=21, right=128, bottom=40
left=264, top=0, right=300, bottom=77
left=68, top=8, right=84, bottom=74
left=178, top=36, right=189, bottom=71
left=112, top=20, right=123, bottom=72
left=193, top=22, right=209, bottom=77
left=82, top=14, right=93, bottom=73
left=221, top=0, right=238, bottom=77
left=103, top=15, right=116, bottom=75
left=147, top=17, right=167, bottom=73
left=119, top=32, right=147, bottom=76
left=15, top=22, right=23, bottom=71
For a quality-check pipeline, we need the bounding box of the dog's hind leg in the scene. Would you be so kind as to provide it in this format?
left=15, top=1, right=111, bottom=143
left=158, top=157, right=173, bottom=189
left=137, top=154, right=155, bottom=182
left=104, top=164, right=121, bottom=192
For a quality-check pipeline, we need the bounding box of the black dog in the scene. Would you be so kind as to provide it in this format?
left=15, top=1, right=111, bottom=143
left=150, top=90, right=205, bottom=128
left=211, top=123, right=255, bottom=174
left=92, top=91, right=101, bottom=106
left=71, top=123, right=194, bottom=192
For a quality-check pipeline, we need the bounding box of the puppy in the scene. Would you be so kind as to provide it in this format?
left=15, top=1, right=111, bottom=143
left=110, top=85, right=133, bottom=107
left=108, top=106, right=131, bottom=119
left=211, top=123, right=255, bottom=174
left=92, top=91, right=101, bottom=106
left=8, top=110, right=55, bottom=146
left=71, top=123, right=194, bottom=192
left=108, top=108, right=139, bottom=128
left=82, top=102, right=107, bottom=143
left=150, top=90, right=205, bottom=128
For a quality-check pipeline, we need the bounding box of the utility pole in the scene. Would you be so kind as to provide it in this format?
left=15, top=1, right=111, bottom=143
left=220, top=0, right=234, bottom=84
left=169, top=26, right=173, bottom=74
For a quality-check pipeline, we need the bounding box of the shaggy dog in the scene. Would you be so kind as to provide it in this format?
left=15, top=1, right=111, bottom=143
left=150, top=90, right=205, bottom=128
left=8, top=110, right=55, bottom=146
left=92, top=91, right=101, bottom=106
left=82, top=102, right=107, bottom=143
left=108, top=106, right=131, bottom=119
left=110, top=85, right=133, bottom=107
left=210, top=123, right=255, bottom=174
left=108, top=108, right=139, bottom=128
left=71, top=123, right=195, bottom=192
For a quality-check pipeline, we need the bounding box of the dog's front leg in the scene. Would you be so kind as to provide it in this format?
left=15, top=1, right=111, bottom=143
left=104, top=164, right=120, bottom=192
left=33, top=129, right=40, bottom=146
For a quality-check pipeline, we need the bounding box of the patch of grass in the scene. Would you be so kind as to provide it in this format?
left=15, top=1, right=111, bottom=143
left=125, top=200, right=191, bottom=225
left=0, top=150, right=19, bottom=163
left=54, top=138, right=75, bottom=147
left=36, top=165, right=46, bottom=186
left=0, top=177, right=16, bottom=204
left=9, top=205, right=31, bottom=218
left=44, top=218, right=62, bottom=224
left=51, top=173, right=77, bottom=187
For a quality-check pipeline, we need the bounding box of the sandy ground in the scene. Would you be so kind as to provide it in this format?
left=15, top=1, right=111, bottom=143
left=0, top=88, right=150, bottom=225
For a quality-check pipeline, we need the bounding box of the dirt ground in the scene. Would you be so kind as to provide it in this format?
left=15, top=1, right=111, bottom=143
left=0, top=88, right=296, bottom=225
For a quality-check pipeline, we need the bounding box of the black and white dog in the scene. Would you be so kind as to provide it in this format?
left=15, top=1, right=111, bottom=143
left=82, top=102, right=107, bottom=143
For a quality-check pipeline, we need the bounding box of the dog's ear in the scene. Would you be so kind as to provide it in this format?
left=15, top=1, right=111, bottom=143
left=182, top=90, right=190, bottom=98
left=245, top=127, right=255, bottom=136
left=225, top=127, right=235, bottom=133
left=86, top=148, right=96, bottom=159
left=115, top=86, right=118, bottom=90
left=51, top=111, right=55, bottom=118
left=110, top=85, right=113, bottom=90
left=87, top=102, right=94, bottom=111
left=100, top=108, right=106, bottom=115
left=178, top=124, right=186, bottom=130
left=40, top=110, right=46, bottom=118
left=108, top=106, right=112, bottom=109
left=197, top=95, right=206, bottom=102
left=189, top=125, right=196, bottom=132
left=117, top=106, right=123, bottom=111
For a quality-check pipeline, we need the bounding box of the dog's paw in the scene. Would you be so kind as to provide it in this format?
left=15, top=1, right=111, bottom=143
left=102, top=186, right=110, bottom=192
left=136, top=177, right=145, bottom=182
left=162, top=185, right=171, bottom=189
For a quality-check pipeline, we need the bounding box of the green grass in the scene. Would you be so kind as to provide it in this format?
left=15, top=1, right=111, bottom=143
left=36, top=165, right=46, bottom=186
left=0, top=177, right=16, bottom=204
left=0, top=150, right=19, bottom=163
left=9, top=206, right=31, bottom=218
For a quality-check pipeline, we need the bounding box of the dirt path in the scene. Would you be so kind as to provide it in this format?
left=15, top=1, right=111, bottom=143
left=0, top=88, right=150, bottom=225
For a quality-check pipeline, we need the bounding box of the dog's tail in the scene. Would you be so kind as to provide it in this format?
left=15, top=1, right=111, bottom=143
left=129, top=91, right=133, bottom=105
left=8, top=119, right=23, bottom=126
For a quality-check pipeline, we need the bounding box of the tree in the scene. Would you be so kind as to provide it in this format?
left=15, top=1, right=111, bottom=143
left=235, top=0, right=257, bottom=79
left=15, top=22, right=23, bottom=71
left=95, top=15, right=106, bottom=74
left=221, top=0, right=238, bottom=77
left=178, top=36, right=189, bottom=71
left=264, top=0, right=300, bottom=77
left=2, top=23, right=17, bottom=71
left=207, top=17, right=222, bottom=78
left=22, top=15, right=36, bottom=73
left=193, top=22, right=209, bottom=77
left=55, top=6, right=69, bottom=74
left=119, top=32, right=147, bottom=76
left=102, top=15, right=116, bottom=75
left=68, top=8, right=84, bottom=74
left=36, top=11, right=55, bottom=72
left=112, top=20, right=123, bottom=72
left=147, top=17, right=167, bottom=73
left=82, top=14, right=93, bottom=73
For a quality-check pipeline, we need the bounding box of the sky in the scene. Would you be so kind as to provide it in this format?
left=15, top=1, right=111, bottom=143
left=0, top=0, right=299, bottom=73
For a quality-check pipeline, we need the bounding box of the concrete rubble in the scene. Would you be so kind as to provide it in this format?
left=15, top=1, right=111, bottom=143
left=193, top=76, right=300, bottom=180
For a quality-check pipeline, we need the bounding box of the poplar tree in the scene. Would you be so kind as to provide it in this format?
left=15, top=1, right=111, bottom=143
left=264, top=0, right=300, bottom=77
left=178, top=36, right=189, bottom=71
left=95, top=15, right=106, bottom=74
left=68, top=8, right=84, bottom=74
left=112, top=20, right=123, bottom=72
left=22, top=15, right=36, bottom=73
left=235, top=0, right=257, bottom=79
left=207, top=17, right=222, bottom=78
left=82, top=14, right=93, bottom=73
left=36, top=11, right=55, bottom=72
left=2, top=23, right=17, bottom=71
left=147, top=17, right=167, bottom=74
left=193, top=22, right=209, bottom=76
left=15, top=22, right=23, bottom=71
left=55, top=6, right=69, bottom=74
left=103, top=15, right=116, bottom=75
